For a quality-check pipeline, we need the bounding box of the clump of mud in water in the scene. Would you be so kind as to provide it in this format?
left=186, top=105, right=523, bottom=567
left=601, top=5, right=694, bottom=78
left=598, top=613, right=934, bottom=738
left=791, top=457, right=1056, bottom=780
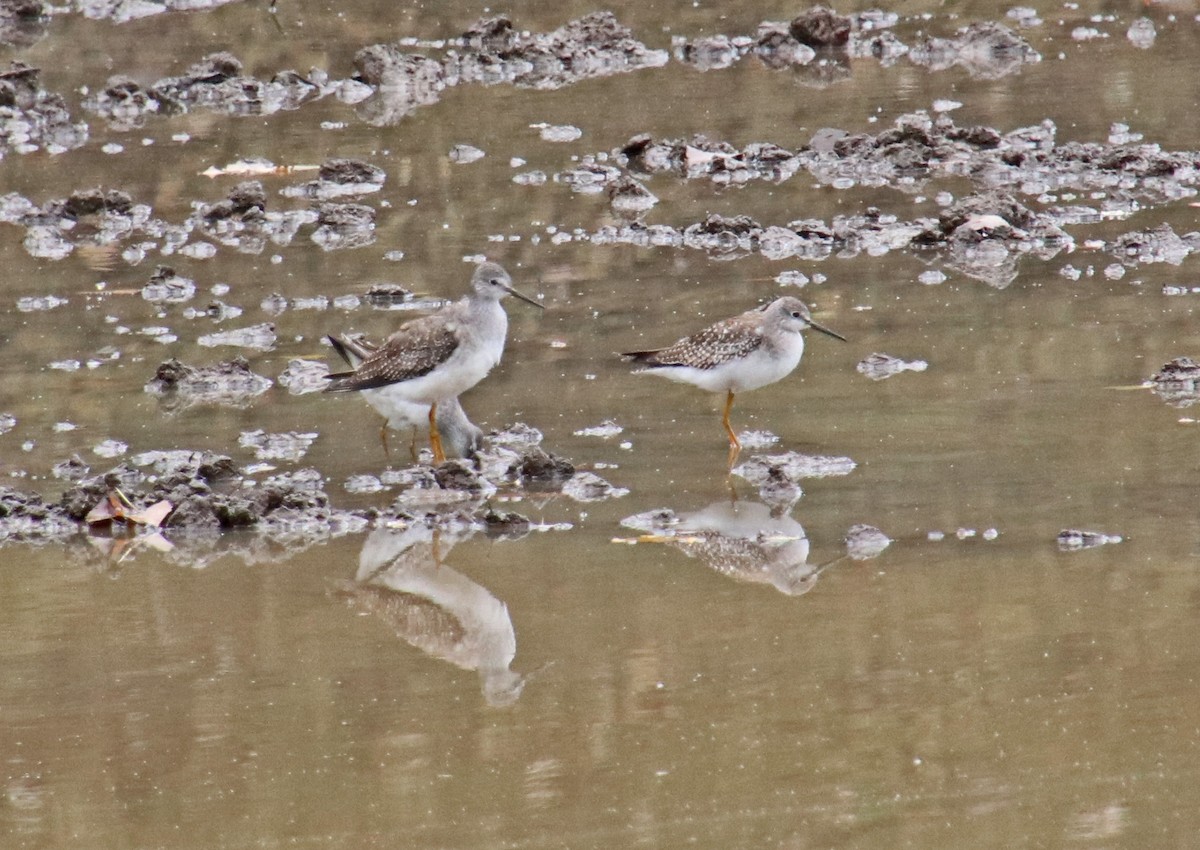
left=844, top=524, right=891, bottom=560
left=1108, top=224, right=1200, bottom=267
left=0, top=1, right=48, bottom=49
left=378, top=422, right=619, bottom=507
left=311, top=202, right=376, bottom=251
left=353, top=12, right=667, bottom=125
left=0, top=486, right=79, bottom=542
left=192, top=180, right=317, bottom=255
left=1057, top=529, right=1122, bottom=552
left=140, top=265, right=196, bottom=304
left=83, top=75, right=158, bottom=130
left=0, top=61, right=87, bottom=157
left=147, top=52, right=328, bottom=118
left=908, top=22, right=1040, bottom=79
left=197, top=322, right=277, bottom=351
left=74, top=0, right=242, bottom=25
left=0, top=449, right=362, bottom=547
left=281, top=158, right=386, bottom=200
left=145, top=356, right=273, bottom=411
left=1148, top=357, right=1200, bottom=408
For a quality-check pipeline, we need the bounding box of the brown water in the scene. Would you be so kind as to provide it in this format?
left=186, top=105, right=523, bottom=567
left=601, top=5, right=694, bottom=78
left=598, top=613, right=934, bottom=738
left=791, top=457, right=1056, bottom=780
left=5, top=2, right=1200, bottom=847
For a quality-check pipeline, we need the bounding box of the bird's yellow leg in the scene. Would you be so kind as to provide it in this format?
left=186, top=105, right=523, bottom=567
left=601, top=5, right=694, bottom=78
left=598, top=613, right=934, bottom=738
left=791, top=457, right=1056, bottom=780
left=379, top=422, right=392, bottom=463
left=428, top=401, right=446, bottom=464
left=723, top=389, right=741, bottom=467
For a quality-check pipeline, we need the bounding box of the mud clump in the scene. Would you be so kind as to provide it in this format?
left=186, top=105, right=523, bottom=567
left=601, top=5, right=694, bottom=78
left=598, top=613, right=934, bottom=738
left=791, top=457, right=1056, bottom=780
left=355, top=12, right=667, bottom=125
left=908, top=22, right=1040, bottom=80
left=148, top=52, right=326, bottom=117
left=0, top=60, right=87, bottom=158
left=145, top=356, right=273, bottom=411
left=83, top=76, right=158, bottom=130
left=789, top=7, right=853, bottom=50
left=0, top=0, right=47, bottom=49
left=282, top=158, right=386, bottom=200
left=1148, top=357, right=1200, bottom=408
left=0, top=486, right=78, bottom=541
left=312, top=202, right=376, bottom=251
left=200, top=180, right=267, bottom=222
left=141, top=264, right=196, bottom=303
left=844, top=525, right=891, bottom=561
left=1108, top=224, right=1200, bottom=267
left=514, top=448, right=576, bottom=487
left=1057, top=529, right=1122, bottom=552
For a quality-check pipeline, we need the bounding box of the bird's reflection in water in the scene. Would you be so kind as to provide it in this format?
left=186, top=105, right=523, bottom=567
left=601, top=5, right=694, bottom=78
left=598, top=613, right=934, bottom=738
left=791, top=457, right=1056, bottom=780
left=622, top=500, right=832, bottom=596
left=335, top=524, right=524, bottom=707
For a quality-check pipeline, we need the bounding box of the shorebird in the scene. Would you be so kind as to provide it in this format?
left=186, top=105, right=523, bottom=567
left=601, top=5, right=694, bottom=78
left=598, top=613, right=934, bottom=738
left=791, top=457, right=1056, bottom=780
left=622, top=296, right=845, bottom=465
left=325, top=261, right=541, bottom=463
left=326, top=333, right=483, bottom=460
left=335, top=525, right=524, bottom=707
left=623, top=501, right=826, bottom=596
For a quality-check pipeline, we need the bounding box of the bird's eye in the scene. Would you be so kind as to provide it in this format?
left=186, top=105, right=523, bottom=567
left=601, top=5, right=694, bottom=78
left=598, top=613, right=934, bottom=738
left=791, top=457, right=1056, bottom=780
left=791, top=311, right=802, bottom=319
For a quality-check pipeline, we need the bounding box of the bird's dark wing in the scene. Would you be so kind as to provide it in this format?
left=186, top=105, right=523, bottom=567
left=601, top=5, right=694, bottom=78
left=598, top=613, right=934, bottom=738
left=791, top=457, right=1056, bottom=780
left=622, top=318, right=763, bottom=371
left=326, top=333, right=378, bottom=369
left=324, top=316, right=459, bottom=392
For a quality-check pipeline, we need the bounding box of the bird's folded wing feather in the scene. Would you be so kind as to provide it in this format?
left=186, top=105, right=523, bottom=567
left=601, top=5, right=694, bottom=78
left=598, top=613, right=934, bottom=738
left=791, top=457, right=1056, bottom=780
left=325, top=316, right=460, bottom=392
left=625, top=320, right=762, bottom=371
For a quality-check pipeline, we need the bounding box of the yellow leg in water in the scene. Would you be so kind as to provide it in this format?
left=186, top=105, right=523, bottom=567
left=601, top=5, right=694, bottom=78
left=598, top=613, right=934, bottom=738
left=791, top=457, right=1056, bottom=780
left=428, top=401, right=446, bottom=464
left=723, top=389, right=741, bottom=467
left=378, top=422, right=391, bottom=462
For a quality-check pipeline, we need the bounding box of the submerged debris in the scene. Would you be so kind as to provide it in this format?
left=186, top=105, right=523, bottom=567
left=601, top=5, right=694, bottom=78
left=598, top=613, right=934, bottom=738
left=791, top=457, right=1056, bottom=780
left=1109, top=224, right=1199, bottom=267
left=449, top=143, right=485, bottom=163
left=363, top=282, right=416, bottom=308
left=1148, top=357, right=1200, bottom=408
left=140, top=265, right=196, bottom=304
left=844, top=524, right=891, bottom=560
left=281, top=157, right=386, bottom=199
left=277, top=358, right=330, bottom=395
left=0, top=60, right=88, bottom=158
left=239, top=430, right=318, bottom=462
left=311, top=202, right=376, bottom=251
left=908, top=22, right=1040, bottom=80
left=354, top=12, right=668, bottom=125
left=148, top=52, right=327, bottom=118
left=0, top=486, right=78, bottom=541
left=0, top=0, right=47, bottom=49
left=1057, top=529, right=1123, bottom=552
left=144, top=356, right=273, bottom=410
left=734, top=453, right=857, bottom=482
left=731, top=452, right=856, bottom=508
left=197, top=322, right=277, bottom=351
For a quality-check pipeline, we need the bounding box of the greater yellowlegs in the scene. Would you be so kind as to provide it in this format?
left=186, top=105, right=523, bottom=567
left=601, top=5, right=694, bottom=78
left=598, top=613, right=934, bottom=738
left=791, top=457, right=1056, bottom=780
left=337, top=525, right=524, bottom=707
left=325, top=261, right=542, bottom=463
left=622, top=296, right=845, bottom=464
left=327, top=333, right=483, bottom=460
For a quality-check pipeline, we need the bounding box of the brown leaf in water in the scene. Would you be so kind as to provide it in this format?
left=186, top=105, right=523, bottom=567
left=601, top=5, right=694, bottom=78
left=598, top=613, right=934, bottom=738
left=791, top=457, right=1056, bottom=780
left=126, top=499, right=173, bottom=528
left=85, top=492, right=124, bottom=524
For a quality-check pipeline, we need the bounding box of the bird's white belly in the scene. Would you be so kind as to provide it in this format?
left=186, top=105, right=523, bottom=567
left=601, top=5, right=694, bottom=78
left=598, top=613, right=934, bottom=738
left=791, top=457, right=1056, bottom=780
left=392, top=340, right=503, bottom=404
left=361, top=387, right=429, bottom=429
left=651, top=337, right=805, bottom=394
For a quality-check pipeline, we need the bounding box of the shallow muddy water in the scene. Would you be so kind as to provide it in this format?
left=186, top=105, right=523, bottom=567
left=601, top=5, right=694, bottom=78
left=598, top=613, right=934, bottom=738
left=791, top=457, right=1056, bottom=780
left=4, top=1, right=1200, bottom=848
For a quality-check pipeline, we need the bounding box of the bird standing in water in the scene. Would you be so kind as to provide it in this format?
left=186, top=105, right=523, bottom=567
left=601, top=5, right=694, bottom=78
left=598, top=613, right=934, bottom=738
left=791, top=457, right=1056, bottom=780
left=622, top=296, right=845, bottom=466
left=326, top=333, right=483, bottom=461
left=325, top=261, right=542, bottom=464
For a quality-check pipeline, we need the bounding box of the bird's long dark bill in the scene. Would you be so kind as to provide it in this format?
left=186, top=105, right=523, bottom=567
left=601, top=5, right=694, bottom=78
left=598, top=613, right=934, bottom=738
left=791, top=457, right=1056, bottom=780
left=810, top=320, right=846, bottom=342
left=503, top=284, right=544, bottom=309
